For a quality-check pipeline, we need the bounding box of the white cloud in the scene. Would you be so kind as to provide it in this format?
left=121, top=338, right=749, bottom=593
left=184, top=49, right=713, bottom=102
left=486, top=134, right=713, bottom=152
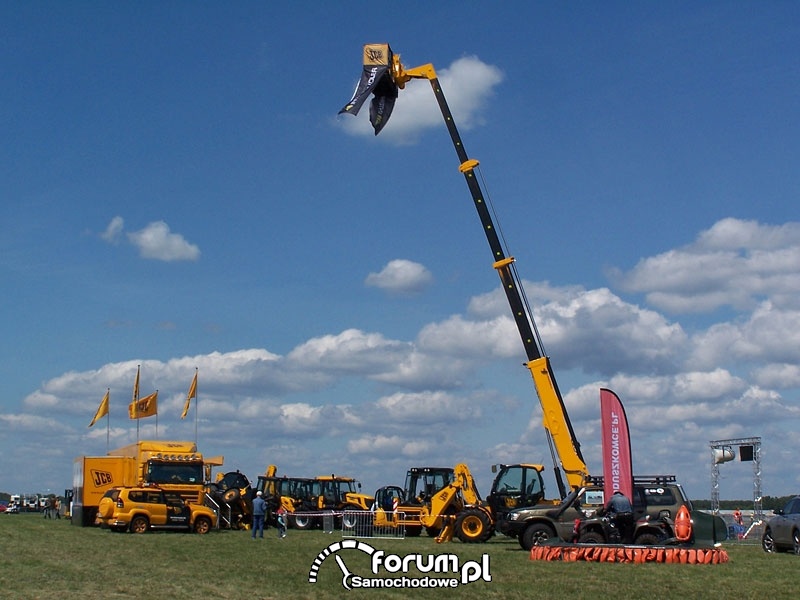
left=286, top=329, right=410, bottom=376
left=459, top=284, right=687, bottom=376
left=127, top=221, right=200, bottom=262
left=611, top=218, right=800, bottom=313
left=100, top=216, right=200, bottom=262
left=689, top=301, right=800, bottom=371
left=756, top=363, right=800, bottom=389
left=365, top=259, right=433, bottom=294
left=376, top=390, right=482, bottom=424
left=101, top=216, right=124, bottom=243
left=336, top=55, right=504, bottom=145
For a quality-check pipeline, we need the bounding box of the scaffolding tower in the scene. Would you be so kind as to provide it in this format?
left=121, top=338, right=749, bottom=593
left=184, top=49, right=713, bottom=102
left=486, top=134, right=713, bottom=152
left=710, top=437, right=762, bottom=517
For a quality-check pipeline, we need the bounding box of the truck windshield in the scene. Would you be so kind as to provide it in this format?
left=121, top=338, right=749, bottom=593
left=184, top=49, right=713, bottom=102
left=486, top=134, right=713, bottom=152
left=147, top=461, right=203, bottom=484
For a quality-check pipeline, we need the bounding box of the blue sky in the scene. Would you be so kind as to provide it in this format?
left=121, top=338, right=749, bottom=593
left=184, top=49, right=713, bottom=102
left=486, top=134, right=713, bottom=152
left=2, top=2, right=799, bottom=505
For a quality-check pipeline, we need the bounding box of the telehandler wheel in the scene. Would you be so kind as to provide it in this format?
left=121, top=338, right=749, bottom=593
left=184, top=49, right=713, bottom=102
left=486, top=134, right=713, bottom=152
left=342, top=510, right=362, bottom=529
left=455, top=508, right=494, bottom=543
left=292, top=513, right=315, bottom=530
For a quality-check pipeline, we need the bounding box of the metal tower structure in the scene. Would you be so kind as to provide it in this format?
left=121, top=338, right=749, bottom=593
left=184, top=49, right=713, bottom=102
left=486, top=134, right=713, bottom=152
left=710, top=437, right=762, bottom=517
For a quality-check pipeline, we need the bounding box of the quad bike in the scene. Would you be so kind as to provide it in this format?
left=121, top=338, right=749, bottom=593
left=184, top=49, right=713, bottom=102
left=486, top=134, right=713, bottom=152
left=575, top=509, right=676, bottom=546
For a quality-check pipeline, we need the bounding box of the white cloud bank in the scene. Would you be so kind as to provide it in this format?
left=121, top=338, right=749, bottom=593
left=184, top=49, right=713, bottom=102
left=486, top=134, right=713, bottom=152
left=5, top=217, right=800, bottom=500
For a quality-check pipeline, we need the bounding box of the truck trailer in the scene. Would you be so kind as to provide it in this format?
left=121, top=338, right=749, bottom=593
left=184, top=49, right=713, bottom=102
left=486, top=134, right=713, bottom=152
left=72, top=455, right=136, bottom=526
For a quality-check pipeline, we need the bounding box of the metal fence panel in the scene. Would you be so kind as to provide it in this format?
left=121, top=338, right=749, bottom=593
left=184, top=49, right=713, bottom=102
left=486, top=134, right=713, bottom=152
left=342, top=510, right=406, bottom=539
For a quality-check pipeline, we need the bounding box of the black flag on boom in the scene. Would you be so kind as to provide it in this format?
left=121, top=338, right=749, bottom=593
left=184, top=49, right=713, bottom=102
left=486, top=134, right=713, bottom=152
left=338, top=43, right=398, bottom=135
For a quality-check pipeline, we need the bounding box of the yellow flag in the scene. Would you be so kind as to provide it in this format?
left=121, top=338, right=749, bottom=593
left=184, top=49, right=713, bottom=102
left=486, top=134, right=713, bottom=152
left=181, top=371, right=197, bottom=419
left=88, top=389, right=110, bottom=427
left=129, top=390, right=158, bottom=419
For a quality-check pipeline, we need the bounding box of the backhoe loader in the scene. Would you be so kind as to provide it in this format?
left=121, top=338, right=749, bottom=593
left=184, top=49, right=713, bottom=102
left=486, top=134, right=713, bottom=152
left=417, top=462, right=552, bottom=543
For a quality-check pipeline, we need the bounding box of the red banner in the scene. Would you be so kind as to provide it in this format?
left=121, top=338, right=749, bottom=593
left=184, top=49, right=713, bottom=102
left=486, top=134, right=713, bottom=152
left=600, top=388, right=633, bottom=502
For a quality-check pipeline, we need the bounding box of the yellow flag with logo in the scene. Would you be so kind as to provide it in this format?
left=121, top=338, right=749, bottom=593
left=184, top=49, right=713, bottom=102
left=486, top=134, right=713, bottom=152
left=129, top=390, right=158, bottom=419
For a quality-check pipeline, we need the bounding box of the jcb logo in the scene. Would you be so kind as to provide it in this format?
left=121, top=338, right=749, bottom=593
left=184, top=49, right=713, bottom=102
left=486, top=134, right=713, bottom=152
left=92, top=470, right=114, bottom=487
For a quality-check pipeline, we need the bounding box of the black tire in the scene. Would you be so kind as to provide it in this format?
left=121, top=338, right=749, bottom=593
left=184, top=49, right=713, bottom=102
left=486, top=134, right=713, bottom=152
left=337, top=504, right=364, bottom=529
left=223, top=488, right=240, bottom=503
left=520, top=523, right=556, bottom=551
left=194, top=516, right=212, bottom=534
left=762, top=528, right=777, bottom=553
left=634, top=532, right=662, bottom=546
left=341, top=509, right=363, bottom=530
left=292, top=513, right=315, bottom=530
left=577, top=530, right=606, bottom=545
left=130, top=516, right=149, bottom=534
left=455, top=508, right=494, bottom=543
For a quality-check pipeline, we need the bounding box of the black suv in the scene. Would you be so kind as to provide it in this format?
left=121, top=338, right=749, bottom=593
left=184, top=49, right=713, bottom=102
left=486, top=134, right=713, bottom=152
left=498, top=475, right=726, bottom=550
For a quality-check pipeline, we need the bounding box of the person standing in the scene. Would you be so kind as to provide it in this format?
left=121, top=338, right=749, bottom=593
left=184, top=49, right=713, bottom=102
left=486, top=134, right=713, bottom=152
left=603, top=491, right=634, bottom=543
left=251, top=491, right=267, bottom=539
left=276, top=505, right=287, bottom=538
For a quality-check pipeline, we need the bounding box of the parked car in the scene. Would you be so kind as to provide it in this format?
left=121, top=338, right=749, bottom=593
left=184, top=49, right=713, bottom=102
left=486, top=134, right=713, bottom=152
left=762, top=496, right=800, bottom=554
left=97, top=486, right=216, bottom=534
left=5, top=504, right=20, bottom=514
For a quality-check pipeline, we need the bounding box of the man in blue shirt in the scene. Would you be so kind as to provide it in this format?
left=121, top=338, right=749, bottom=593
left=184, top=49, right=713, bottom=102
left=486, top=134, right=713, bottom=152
left=251, top=491, right=267, bottom=539
left=604, top=491, right=634, bottom=543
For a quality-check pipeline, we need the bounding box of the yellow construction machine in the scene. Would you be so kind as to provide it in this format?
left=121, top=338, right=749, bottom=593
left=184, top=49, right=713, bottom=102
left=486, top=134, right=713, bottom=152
left=340, top=45, right=590, bottom=499
left=416, top=462, right=552, bottom=543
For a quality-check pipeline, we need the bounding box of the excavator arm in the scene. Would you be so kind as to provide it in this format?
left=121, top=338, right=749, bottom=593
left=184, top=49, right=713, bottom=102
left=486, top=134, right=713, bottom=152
left=341, top=45, right=589, bottom=497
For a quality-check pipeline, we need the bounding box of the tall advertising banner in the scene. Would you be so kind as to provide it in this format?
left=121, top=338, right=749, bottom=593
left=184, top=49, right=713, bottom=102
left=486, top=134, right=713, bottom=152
left=600, top=388, right=633, bottom=502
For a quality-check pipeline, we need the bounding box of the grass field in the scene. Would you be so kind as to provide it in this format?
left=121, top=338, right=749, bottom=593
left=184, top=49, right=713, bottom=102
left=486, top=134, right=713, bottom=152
left=1, top=513, right=794, bottom=599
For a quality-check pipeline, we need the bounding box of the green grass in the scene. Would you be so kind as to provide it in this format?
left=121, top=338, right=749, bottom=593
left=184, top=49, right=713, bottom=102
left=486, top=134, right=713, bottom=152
left=1, top=513, right=795, bottom=599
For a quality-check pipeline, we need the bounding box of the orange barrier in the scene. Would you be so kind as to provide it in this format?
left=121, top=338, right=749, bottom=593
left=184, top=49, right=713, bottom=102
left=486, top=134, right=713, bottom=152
left=529, top=544, right=729, bottom=564
left=674, top=504, right=693, bottom=542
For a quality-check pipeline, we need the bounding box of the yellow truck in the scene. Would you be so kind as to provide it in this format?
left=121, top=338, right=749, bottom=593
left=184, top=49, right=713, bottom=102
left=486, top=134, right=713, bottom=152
left=72, top=440, right=212, bottom=527
left=110, top=440, right=207, bottom=503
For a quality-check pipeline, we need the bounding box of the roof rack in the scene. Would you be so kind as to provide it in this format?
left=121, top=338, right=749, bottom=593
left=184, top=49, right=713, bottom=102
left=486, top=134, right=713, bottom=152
left=586, top=475, right=677, bottom=486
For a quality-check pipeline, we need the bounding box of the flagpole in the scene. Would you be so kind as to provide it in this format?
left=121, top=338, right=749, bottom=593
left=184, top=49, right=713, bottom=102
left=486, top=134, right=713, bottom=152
left=135, top=365, right=140, bottom=443
left=194, top=368, right=198, bottom=445
left=155, top=391, right=159, bottom=439
left=106, top=388, right=110, bottom=453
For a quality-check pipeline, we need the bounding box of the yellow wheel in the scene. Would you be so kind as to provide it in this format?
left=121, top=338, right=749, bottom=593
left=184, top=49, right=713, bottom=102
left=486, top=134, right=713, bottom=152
left=194, top=516, right=211, bottom=534
left=130, top=516, right=149, bottom=534
left=455, top=509, right=494, bottom=543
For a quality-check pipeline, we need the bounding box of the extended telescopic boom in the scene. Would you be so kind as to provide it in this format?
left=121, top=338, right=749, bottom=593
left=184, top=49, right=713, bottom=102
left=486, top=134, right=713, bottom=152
left=340, top=45, right=588, bottom=497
